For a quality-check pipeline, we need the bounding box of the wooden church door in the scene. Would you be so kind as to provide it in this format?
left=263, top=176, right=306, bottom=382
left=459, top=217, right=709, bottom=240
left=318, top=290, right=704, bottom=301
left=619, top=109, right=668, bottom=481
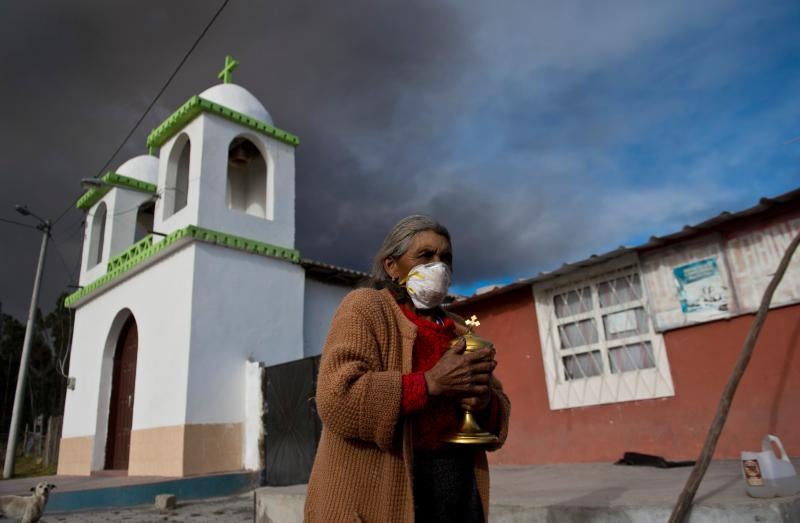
left=105, top=316, right=138, bottom=470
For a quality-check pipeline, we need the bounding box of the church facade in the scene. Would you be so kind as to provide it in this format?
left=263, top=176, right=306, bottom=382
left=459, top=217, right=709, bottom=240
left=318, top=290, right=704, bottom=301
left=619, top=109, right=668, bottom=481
left=58, top=61, right=358, bottom=477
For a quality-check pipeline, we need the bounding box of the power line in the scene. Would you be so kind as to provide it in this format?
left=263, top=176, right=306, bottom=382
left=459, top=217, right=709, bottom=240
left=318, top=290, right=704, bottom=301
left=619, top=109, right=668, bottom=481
left=57, top=214, right=86, bottom=245
left=7, top=208, right=82, bottom=286
left=0, top=217, right=40, bottom=231
left=61, top=216, right=85, bottom=242
left=51, top=0, right=232, bottom=227
left=51, top=240, right=78, bottom=285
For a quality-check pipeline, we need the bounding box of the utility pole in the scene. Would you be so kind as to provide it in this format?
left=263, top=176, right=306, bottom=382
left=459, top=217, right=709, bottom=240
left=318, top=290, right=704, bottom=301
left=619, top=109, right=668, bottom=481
left=0, top=300, right=6, bottom=434
left=3, top=206, right=50, bottom=479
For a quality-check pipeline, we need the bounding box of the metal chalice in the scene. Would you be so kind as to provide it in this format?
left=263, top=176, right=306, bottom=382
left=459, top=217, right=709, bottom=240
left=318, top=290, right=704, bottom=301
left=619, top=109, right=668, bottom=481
left=444, top=316, right=499, bottom=445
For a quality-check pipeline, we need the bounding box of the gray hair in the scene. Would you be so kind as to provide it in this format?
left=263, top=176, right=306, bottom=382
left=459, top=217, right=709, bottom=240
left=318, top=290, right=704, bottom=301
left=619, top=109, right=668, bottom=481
left=369, top=214, right=452, bottom=289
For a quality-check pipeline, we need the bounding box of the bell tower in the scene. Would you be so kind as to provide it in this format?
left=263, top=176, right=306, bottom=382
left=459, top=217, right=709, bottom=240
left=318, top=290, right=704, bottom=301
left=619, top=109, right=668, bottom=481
left=61, top=57, right=307, bottom=478
left=149, top=56, right=300, bottom=250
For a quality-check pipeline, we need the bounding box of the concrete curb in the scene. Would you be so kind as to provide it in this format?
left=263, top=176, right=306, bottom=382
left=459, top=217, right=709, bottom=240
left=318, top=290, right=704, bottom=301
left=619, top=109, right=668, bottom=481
left=254, top=487, right=800, bottom=523
left=489, top=499, right=800, bottom=523
left=256, top=491, right=306, bottom=523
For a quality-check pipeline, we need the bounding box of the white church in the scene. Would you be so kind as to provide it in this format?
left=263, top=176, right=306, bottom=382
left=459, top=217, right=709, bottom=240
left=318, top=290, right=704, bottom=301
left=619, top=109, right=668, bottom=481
left=57, top=58, right=360, bottom=477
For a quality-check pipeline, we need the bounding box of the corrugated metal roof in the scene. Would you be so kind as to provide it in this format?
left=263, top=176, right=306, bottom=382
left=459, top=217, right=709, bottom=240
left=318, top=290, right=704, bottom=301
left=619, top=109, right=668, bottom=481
left=300, top=259, right=465, bottom=301
left=301, top=258, right=369, bottom=286
left=450, top=186, right=800, bottom=308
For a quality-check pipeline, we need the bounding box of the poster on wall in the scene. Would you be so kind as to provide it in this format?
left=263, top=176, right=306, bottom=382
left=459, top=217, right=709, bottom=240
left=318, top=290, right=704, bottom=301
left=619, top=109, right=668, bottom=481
left=673, top=257, right=729, bottom=321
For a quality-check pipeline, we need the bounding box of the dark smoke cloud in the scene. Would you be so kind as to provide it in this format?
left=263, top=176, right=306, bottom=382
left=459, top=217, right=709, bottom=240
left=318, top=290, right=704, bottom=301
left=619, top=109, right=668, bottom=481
left=0, top=0, right=476, bottom=319
left=1, top=0, right=798, bottom=319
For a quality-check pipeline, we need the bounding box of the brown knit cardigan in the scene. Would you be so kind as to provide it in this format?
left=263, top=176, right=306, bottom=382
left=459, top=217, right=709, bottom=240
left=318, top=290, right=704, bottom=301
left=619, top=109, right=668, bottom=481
left=304, top=288, right=510, bottom=522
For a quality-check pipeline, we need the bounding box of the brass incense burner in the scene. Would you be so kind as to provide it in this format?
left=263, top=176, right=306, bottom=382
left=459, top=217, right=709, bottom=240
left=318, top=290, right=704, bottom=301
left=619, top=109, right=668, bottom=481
left=444, top=316, right=499, bottom=445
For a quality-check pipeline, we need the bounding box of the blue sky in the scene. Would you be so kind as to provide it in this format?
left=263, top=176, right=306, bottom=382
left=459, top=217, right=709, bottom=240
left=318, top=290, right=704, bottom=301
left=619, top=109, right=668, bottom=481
left=443, top=0, right=800, bottom=293
left=0, top=0, right=798, bottom=317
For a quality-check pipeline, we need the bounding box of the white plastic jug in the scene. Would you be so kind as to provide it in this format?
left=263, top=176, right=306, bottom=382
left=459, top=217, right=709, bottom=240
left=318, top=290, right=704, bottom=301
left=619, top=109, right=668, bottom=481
left=741, top=434, right=800, bottom=498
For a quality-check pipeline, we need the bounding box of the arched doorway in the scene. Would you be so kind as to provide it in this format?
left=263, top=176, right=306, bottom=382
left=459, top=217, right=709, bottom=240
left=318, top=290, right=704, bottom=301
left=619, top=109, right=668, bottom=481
left=105, top=315, right=138, bottom=470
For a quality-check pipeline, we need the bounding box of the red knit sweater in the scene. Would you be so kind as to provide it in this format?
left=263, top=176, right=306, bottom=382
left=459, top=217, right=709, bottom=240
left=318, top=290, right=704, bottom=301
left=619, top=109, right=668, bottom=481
left=400, top=304, right=503, bottom=450
left=399, top=304, right=462, bottom=450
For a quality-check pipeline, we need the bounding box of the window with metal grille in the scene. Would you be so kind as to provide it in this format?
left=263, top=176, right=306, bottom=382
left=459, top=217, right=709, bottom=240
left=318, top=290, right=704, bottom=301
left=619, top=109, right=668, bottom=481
left=534, top=257, right=675, bottom=409
left=555, top=272, right=656, bottom=380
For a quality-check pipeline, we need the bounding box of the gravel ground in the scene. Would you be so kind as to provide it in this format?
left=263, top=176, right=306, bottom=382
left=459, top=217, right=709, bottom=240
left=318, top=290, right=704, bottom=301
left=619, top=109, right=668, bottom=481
left=16, top=492, right=256, bottom=523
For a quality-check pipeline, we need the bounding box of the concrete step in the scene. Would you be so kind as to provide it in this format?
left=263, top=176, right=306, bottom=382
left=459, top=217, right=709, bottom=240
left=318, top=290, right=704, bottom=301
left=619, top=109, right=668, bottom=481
left=255, top=461, right=800, bottom=522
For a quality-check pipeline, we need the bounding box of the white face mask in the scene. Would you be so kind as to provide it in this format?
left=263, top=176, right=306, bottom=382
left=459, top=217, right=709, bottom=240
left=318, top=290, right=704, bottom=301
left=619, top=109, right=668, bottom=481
left=401, top=262, right=452, bottom=310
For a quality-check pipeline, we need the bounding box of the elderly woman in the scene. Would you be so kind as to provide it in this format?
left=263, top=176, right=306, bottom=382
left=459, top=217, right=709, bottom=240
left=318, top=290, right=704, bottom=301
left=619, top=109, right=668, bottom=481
left=305, top=215, right=510, bottom=522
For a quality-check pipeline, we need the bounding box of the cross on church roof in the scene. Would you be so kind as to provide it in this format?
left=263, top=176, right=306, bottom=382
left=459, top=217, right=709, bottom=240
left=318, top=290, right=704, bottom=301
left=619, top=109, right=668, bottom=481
left=218, top=55, right=239, bottom=84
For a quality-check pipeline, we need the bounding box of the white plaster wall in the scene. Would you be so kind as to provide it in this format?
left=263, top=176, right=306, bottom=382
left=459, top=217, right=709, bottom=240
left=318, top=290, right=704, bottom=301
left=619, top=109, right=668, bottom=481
left=184, top=242, right=305, bottom=425
left=62, top=309, right=108, bottom=438
left=194, top=113, right=295, bottom=249
left=243, top=361, right=263, bottom=471
left=79, top=186, right=156, bottom=286
left=640, top=214, right=800, bottom=331
left=640, top=234, right=735, bottom=331
left=62, top=244, right=196, bottom=470
left=303, top=278, right=352, bottom=358
left=726, top=214, right=800, bottom=312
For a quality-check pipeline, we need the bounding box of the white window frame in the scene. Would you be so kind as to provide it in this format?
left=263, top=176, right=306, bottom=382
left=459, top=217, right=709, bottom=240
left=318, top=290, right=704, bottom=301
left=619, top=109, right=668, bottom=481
left=533, top=254, right=675, bottom=410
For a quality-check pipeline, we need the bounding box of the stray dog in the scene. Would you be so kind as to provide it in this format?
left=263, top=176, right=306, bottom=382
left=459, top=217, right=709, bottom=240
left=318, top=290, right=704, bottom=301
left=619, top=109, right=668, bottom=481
left=0, top=481, right=56, bottom=523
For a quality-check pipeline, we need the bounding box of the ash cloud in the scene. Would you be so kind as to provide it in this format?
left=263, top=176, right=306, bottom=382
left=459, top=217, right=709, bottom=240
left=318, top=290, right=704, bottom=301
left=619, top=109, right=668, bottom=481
left=1, top=0, right=798, bottom=319
left=0, top=0, right=476, bottom=318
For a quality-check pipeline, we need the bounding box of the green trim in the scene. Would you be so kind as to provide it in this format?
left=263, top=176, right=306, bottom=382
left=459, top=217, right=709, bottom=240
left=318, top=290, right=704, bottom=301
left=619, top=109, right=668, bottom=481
left=65, top=226, right=300, bottom=308
left=65, top=227, right=192, bottom=307
left=105, top=172, right=158, bottom=193
left=76, top=172, right=158, bottom=210
left=107, top=234, right=153, bottom=272
left=145, top=96, right=203, bottom=150
left=146, top=96, right=300, bottom=150
left=75, top=188, right=106, bottom=211
left=189, top=226, right=300, bottom=263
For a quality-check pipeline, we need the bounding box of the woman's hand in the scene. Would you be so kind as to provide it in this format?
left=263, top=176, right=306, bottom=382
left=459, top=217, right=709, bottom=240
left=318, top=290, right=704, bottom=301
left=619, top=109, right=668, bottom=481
left=460, top=392, right=492, bottom=412
left=424, top=338, right=496, bottom=400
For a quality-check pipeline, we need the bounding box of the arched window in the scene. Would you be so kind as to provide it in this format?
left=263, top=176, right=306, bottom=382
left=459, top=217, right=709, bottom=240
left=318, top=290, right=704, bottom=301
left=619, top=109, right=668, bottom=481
left=165, top=134, right=191, bottom=218
left=226, top=137, right=267, bottom=218
left=89, top=202, right=107, bottom=267
left=134, top=201, right=155, bottom=243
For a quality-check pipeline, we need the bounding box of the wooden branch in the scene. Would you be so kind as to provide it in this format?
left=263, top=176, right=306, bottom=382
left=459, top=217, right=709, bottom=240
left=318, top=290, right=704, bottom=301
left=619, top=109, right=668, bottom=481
left=669, top=229, right=800, bottom=523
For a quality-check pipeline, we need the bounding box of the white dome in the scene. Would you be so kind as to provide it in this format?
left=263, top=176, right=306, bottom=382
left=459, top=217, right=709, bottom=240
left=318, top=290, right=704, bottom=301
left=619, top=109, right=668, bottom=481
left=199, top=83, right=274, bottom=126
left=116, top=155, right=159, bottom=185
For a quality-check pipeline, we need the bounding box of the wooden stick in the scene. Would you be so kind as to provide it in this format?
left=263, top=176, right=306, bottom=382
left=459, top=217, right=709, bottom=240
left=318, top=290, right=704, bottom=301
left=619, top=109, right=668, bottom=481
left=669, top=229, right=800, bottom=523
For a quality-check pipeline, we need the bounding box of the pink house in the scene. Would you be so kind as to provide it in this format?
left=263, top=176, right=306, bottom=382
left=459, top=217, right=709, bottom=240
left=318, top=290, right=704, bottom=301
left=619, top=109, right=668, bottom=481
left=448, top=188, right=800, bottom=464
